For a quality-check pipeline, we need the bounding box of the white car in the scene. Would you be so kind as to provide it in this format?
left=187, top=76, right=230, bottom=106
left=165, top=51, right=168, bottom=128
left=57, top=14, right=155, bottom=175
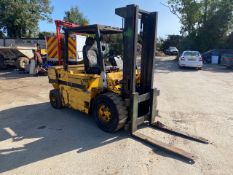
left=179, top=51, right=203, bottom=69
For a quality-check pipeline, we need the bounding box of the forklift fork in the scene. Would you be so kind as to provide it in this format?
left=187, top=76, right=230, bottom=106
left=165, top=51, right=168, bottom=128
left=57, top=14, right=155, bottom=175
left=132, top=132, right=197, bottom=162
left=130, top=90, right=209, bottom=162
left=151, top=121, right=209, bottom=144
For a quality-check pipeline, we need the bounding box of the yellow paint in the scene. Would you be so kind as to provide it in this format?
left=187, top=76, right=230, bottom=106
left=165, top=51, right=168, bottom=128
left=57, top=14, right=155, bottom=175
left=40, top=49, right=47, bottom=55
left=107, top=72, right=123, bottom=94
left=48, top=65, right=141, bottom=114
left=98, top=104, right=111, bottom=122
left=48, top=65, right=104, bottom=113
left=106, top=71, right=140, bottom=94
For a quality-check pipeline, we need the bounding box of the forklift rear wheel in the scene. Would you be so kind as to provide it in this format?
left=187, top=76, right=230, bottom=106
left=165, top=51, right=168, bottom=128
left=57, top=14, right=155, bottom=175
left=93, top=93, right=128, bottom=133
left=49, top=89, right=63, bottom=109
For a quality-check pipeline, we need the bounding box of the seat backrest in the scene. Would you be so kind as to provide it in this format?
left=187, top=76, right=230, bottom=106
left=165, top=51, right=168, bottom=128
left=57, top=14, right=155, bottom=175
left=82, top=37, right=99, bottom=73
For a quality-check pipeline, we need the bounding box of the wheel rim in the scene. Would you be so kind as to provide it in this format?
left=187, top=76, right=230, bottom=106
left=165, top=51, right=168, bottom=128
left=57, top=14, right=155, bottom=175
left=98, top=104, right=111, bottom=123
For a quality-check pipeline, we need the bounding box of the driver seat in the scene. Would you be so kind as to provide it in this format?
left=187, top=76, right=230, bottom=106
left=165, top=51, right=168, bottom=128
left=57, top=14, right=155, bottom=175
left=82, top=37, right=101, bottom=74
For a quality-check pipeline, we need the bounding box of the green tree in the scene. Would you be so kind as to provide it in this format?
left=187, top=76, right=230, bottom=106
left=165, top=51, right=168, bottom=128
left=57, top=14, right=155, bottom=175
left=38, top=31, right=54, bottom=39
left=165, top=0, right=233, bottom=51
left=195, top=0, right=233, bottom=51
left=102, top=34, right=123, bottom=55
left=160, top=35, right=183, bottom=51
left=225, top=32, right=233, bottom=49
left=165, top=0, right=202, bottom=35
left=0, top=0, right=53, bottom=38
left=63, top=6, right=89, bottom=25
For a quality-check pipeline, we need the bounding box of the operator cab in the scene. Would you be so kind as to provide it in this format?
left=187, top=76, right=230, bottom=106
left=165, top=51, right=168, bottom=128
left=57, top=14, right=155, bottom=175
left=63, top=24, right=123, bottom=74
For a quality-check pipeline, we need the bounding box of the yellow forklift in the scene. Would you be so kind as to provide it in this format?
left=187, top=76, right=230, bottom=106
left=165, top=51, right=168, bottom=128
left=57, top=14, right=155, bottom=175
left=48, top=4, right=208, bottom=162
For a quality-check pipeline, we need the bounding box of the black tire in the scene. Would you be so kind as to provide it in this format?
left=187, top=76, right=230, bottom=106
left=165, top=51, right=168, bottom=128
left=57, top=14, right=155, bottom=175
left=93, top=92, right=128, bottom=133
left=0, top=55, right=7, bottom=69
left=16, top=57, right=29, bottom=70
left=49, top=89, right=63, bottom=109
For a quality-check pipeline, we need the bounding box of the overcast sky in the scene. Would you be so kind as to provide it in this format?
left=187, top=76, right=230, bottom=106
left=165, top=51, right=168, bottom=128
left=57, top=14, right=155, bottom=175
left=39, top=0, right=181, bottom=38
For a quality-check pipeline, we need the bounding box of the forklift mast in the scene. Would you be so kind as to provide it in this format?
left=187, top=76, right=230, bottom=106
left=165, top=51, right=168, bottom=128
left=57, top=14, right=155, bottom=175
left=116, top=5, right=208, bottom=163
left=116, top=4, right=157, bottom=97
left=116, top=5, right=159, bottom=132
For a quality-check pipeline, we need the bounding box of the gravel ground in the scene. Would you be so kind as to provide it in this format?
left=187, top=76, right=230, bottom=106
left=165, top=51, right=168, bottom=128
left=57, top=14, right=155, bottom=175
left=0, top=57, right=233, bottom=175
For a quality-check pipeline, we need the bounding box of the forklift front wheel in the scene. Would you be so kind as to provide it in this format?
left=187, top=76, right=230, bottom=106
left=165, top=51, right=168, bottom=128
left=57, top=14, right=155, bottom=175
left=49, top=89, right=63, bottom=109
left=93, top=93, right=127, bottom=133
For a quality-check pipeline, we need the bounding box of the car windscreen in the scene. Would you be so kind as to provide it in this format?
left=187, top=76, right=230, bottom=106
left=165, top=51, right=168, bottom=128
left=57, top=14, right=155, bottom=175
left=183, top=51, right=200, bottom=57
